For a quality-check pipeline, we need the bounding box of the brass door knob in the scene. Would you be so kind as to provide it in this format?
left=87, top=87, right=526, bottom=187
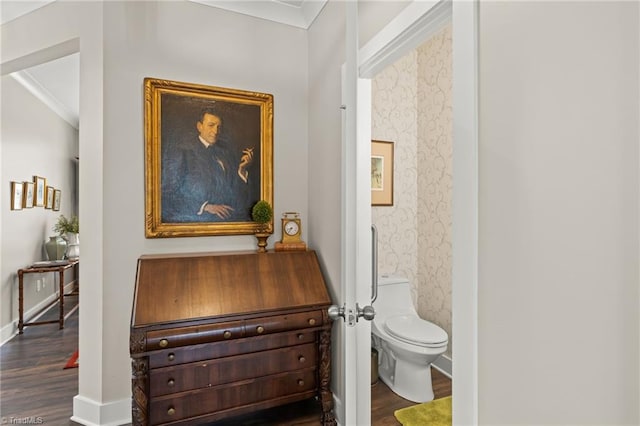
left=159, top=339, right=169, bottom=348
left=223, top=331, right=232, bottom=339
left=256, top=326, right=265, bottom=334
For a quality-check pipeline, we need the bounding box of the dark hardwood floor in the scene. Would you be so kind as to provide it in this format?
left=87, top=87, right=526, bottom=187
left=1, top=293, right=80, bottom=425
left=1, top=300, right=451, bottom=425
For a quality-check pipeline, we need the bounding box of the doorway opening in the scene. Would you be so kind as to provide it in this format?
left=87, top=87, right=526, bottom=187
left=346, top=0, right=478, bottom=423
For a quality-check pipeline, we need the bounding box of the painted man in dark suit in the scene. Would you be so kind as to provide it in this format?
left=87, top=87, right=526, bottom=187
left=161, top=107, right=256, bottom=223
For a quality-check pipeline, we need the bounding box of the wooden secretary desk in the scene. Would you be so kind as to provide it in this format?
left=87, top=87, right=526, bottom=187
left=130, top=250, right=336, bottom=426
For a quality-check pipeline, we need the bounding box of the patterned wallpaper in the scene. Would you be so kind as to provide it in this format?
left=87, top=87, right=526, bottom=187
left=371, top=50, right=419, bottom=290
left=372, top=24, right=452, bottom=357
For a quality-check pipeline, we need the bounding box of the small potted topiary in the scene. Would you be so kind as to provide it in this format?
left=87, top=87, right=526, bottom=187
left=251, top=200, right=273, bottom=253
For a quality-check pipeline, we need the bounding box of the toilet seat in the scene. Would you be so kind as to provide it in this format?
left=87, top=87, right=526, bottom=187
left=384, top=315, right=448, bottom=348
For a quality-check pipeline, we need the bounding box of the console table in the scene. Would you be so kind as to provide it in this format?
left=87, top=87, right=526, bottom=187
left=17, top=259, right=79, bottom=334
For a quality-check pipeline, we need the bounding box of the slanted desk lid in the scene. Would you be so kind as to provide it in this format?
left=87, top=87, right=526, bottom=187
left=384, top=314, right=448, bottom=347
left=132, top=250, right=332, bottom=327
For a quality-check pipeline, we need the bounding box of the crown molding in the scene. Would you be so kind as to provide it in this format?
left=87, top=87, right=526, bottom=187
left=11, top=69, right=79, bottom=129
left=189, top=0, right=327, bottom=29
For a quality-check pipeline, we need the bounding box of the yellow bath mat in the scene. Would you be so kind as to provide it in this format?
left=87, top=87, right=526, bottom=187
left=394, top=396, right=452, bottom=426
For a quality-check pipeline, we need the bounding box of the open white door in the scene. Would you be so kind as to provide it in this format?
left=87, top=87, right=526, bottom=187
left=333, top=2, right=374, bottom=425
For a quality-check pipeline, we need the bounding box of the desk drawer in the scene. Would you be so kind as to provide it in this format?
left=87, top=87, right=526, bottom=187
left=148, top=330, right=316, bottom=369
left=245, top=310, right=324, bottom=337
left=149, top=343, right=317, bottom=396
left=149, top=368, right=317, bottom=425
left=146, top=321, right=244, bottom=351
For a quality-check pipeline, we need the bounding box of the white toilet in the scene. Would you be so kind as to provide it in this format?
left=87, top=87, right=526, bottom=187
left=371, top=274, right=448, bottom=403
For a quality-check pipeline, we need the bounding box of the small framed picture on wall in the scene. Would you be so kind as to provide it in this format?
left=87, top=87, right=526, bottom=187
left=53, top=189, right=62, bottom=211
left=23, top=181, right=34, bottom=208
left=33, top=176, right=46, bottom=207
left=10, top=182, right=23, bottom=211
left=45, top=186, right=55, bottom=209
left=371, top=140, right=394, bottom=206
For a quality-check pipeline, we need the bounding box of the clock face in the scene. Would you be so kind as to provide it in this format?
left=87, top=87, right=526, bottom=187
left=284, top=221, right=299, bottom=236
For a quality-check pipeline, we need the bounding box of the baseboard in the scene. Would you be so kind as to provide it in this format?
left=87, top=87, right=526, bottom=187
left=333, top=393, right=343, bottom=426
left=432, top=353, right=452, bottom=378
left=0, top=287, right=67, bottom=346
left=0, top=281, right=78, bottom=347
left=71, top=395, right=131, bottom=426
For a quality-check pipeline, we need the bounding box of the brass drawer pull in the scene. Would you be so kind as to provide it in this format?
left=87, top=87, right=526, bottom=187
left=167, top=407, right=176, bottom=416
left=167, top=353, right=175, bottom=362
left=256, top=326, right=265, bottom=334
left=298, top=356, right=306, bottom=363
left=159, top=339, right=169, bottom=348
left=167, top=379, right=175, bottom=387
left=223, top=331, right=232, bottom=339
left=297, top=333, right=304, bottom=340
left=308, top=318, right=316, bottom=326
left=297, top=379, right=305, bottom=387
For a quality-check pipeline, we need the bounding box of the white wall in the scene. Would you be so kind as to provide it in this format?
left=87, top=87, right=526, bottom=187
left=102, top=0, right=310, bottom=411
left=3, top=1, right=309, bottom=424
left=478, top=1, right=639, bottom=424
left=2, top=2, right=107, bottom=423
left=307, top=1, right=346, bottom=417
left=1, top=75, right=78, bottom=342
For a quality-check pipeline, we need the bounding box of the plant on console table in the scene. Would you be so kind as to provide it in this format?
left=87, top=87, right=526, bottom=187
left=54, top=214, right=80, bottom=259
left=251, top=200, right=273, bottom=253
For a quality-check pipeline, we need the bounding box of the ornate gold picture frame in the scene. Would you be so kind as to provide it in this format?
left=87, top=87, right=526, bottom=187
left=144, top=78, right=273, bottom=238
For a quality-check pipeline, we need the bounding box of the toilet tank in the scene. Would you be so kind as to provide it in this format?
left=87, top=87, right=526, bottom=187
left=374, top=274, right=415, bottom=315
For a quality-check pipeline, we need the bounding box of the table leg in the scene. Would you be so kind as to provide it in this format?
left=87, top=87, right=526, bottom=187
left=18, top=271, right=24, bottom=334
left=59, top=269, right=65, bottom=329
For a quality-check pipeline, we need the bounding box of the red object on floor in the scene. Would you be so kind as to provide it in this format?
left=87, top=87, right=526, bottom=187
left=64, top=350, right=79, bottom=369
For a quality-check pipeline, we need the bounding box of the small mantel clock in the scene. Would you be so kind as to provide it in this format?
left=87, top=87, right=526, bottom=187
left=275, top=212, right=307, bottom=251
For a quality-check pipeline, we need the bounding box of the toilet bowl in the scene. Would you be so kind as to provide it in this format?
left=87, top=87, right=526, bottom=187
left=371, top=274, right=448, bottom=403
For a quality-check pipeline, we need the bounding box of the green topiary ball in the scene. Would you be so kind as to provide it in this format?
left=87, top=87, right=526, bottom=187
left=251, top=200, right=273, bottom=224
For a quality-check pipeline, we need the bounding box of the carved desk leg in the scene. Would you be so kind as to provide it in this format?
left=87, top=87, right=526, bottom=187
left=319, top=327, right=336, bottom=426
left=131, top=357, right=149, bottom=426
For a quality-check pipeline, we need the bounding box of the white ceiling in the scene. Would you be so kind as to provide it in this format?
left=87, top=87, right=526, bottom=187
left=1, top=0, right=326, bottom=129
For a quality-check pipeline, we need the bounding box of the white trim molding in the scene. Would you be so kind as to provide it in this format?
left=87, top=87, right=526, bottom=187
left=71, top=395, right=131, bottom=426
left=189, top=0, right=327, bottom=29
left=0, top=281, right=79, bottom=347
left=359, top=0, right=451, bottom=79
left=433, top=354, right=453, bottom=379
left=451, top=0, right=479, bottom=425
left=10, top=70, right=79, bottom=129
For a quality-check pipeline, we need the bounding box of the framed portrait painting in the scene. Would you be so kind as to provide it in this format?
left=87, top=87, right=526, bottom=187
left=144, top=78, right=273, bottom=238
left=23, top=181, right=34, bottom=208
left=33, top=176, right=46, bottom=207
left=10, top=182, right=23, bottom=211
left=371, top=140, right=394, bottom=206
